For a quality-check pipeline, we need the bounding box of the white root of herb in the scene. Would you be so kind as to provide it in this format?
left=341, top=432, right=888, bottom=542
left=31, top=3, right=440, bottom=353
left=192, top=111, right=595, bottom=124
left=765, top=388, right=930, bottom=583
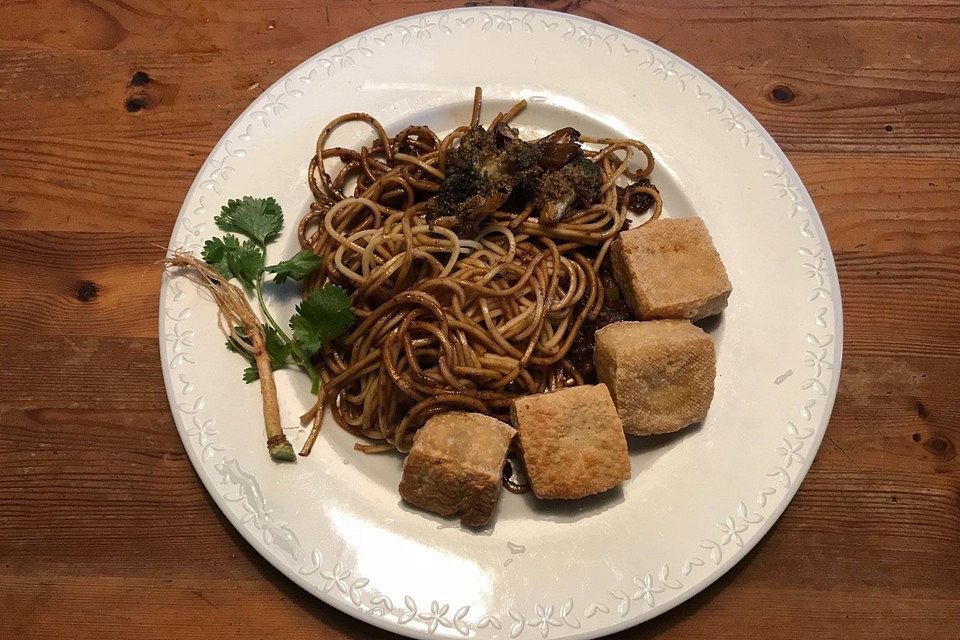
left=162, top=251, right=296, bottom=462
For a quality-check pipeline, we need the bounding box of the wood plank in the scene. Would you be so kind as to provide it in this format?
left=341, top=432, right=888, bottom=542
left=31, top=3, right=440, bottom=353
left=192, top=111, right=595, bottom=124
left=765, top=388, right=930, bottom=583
left=835, top=251, right=960, bottom=359
left=0, top=51, right=955, bottom=154
left=1, top=459, right=955, bottom=579
left=825, top=352, right=960, bottom=475
left=2, top=337, right=956, bottom=575
left=787, top=466, right=960, bottom=547
left=0, top=0, right=455, bottom=54
left=0, top=336, right=167, bottom=407
left=2, top=135, right=959, bottom=248
left=1, top=0, right=957, bottom=62
left=0, top=135, right=205, bottom=233
left=796, top=155, right=960, bottom=255
left=3, top=231, right=959, bottom=366
left=0, top=232, right=166, bottom=338
left=0, top=2, right=956, bottom=153
left=0, top=488, right=957, bottom=639
left=0, top=574, right=375, bottom=640
left=708, top=66, right=960, bottom=155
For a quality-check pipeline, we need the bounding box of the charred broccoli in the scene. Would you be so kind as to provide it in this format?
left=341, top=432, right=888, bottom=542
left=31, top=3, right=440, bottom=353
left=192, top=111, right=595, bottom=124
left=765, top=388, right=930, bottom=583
left=498, top=140, right=543, bottom=191
left=433, top=166, right=487, bottom=217
left=446, top=125, right=493, bottom=175
left=535, top=154, right=602, bottom=223
left=430, top=125, right=544, bottom=234
left=429, top=124, right=600, bottom=234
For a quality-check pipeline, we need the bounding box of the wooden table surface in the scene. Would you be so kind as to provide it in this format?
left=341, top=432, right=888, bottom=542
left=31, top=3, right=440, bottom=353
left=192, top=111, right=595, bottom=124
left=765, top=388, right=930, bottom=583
left=2, top=1, right=958, bottom=638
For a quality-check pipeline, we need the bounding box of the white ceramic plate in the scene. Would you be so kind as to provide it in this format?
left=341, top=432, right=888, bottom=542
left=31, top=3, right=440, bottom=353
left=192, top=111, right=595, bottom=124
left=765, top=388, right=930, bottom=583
left=160, top=8, right=841, bottom=639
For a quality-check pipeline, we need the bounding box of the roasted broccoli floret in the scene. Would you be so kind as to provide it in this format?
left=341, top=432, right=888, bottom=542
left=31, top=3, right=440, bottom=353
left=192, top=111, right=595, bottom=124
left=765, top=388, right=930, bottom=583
left=569, top=155, right=603, bottom=202
left=499, top=140, right=544, bottom=191
left=431, top=127, right=544, bottom=233
left=446, top=125, right=493, bottom=175
left=432, top=166, right=487, bottom=217
left=431, top=125, right=602, bottom=233
left=535, top=154, right=602, bottom=224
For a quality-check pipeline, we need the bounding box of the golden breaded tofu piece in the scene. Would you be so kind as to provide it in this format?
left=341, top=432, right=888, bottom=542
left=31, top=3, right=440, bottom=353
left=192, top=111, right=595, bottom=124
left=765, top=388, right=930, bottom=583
left=595, top=320, right=715, bottom=436
left=511, top=384, right=630, bottom=499
left=611, top=217, right=732, bottom=321
left=399, top=412, right=514, bottom=527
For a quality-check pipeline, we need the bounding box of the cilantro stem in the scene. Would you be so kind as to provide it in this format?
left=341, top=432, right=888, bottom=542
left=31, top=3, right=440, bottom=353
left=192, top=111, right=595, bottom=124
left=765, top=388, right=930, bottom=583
left=163, top=251, right=294, bottom=462
left=254, top=270, right=289, bottom=340
left=254, top=266, right=321, bottom=393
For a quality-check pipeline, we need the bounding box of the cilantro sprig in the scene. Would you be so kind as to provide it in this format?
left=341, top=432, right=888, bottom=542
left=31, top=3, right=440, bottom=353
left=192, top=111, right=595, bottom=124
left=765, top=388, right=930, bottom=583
left=214, top=196, right=284, bottom=245
left=264, top=249, right=324, bottom=284
left=290, top=286, right=355, bottom=355
left=201, top=197, right=356, bottom=393
left=203, top=235, right=262, bottom=289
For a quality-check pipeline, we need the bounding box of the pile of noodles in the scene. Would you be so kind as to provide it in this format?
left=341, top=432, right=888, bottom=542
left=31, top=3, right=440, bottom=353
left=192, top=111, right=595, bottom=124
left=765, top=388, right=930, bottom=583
left=299, top=89, right=661, bottom=453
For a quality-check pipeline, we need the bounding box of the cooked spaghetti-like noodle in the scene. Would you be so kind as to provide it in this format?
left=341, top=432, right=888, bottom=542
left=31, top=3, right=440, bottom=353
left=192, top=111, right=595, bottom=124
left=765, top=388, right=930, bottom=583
left=299, top=89, right=661, bottom=452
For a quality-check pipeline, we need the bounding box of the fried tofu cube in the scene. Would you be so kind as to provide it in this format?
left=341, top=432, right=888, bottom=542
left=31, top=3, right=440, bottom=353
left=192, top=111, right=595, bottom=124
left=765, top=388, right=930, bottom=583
left=511, top=384, right=630, bottom=499
left=611, top=217, right=732, bottom=321
left=398, top=412, right=514, bottom=527
left=595, top=320, right=716, bottom=436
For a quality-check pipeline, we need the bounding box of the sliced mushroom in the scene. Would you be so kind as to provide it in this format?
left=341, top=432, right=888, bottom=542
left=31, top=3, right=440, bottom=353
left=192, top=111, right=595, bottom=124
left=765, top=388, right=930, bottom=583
left=538, top=142, right=581, bottom=171
left=494, top=122, right=520, bottom=147
left=533, top=127, right=581, bottom=147
left=476, top=189, right=510, bottom=215
left=532, top=127, right=583, bottom=170
left=431, top=190, right=509, bottom=237
left=538, top=192, right=577, bottom=224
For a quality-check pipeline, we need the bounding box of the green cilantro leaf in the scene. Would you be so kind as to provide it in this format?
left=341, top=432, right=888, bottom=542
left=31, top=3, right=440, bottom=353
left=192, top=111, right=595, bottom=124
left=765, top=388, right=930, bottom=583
left=263, top=325, right=293, bottom=368
left=201, top=235, right=242, bottom=280
left=227, top=239, right=264, bottom=289
left=201, top=234, right=263, bottom=288
left=264, top=249, right=323, bottom=284
left=226, top=325, right=292, bottom=383
left=214, top=196, right=284, bottom=245
left=289, top=285, right=356, bottom=355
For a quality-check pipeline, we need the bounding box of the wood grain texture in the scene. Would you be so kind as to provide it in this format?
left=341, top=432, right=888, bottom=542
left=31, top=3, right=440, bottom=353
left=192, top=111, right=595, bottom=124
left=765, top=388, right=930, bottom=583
left=0, top=1, right=958, bottom=639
